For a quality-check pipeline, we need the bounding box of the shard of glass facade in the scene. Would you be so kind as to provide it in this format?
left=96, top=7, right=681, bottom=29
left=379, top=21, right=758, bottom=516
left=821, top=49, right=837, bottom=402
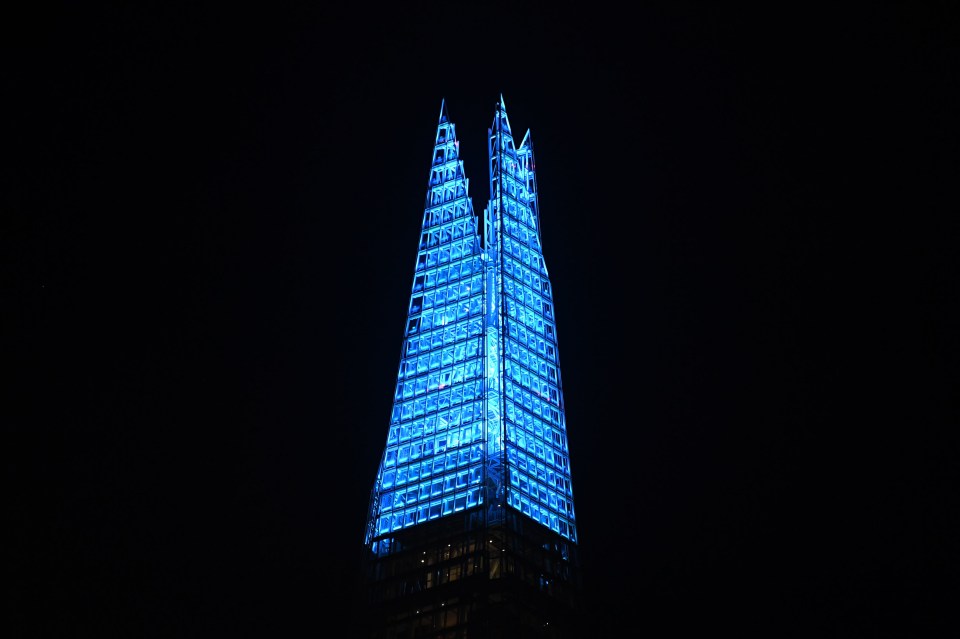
left=364, top=97, right=577, bottom=557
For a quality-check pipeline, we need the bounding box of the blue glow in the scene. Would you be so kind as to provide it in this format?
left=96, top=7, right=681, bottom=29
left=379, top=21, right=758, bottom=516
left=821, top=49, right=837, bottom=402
left=365, top=97, right=577, bottom=546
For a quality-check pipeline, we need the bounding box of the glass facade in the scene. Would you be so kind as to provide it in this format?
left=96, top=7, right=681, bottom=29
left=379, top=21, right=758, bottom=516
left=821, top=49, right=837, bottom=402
left=366, top=97, right=577, bottom=550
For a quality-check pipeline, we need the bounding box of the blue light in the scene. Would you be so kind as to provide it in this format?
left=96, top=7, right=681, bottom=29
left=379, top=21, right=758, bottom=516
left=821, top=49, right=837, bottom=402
left=365, top=98, right=577, bottom=547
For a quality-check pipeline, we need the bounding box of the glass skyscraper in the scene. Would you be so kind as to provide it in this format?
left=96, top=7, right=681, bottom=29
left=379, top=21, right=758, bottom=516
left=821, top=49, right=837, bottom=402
left=360, top=97, right=581, bottom=639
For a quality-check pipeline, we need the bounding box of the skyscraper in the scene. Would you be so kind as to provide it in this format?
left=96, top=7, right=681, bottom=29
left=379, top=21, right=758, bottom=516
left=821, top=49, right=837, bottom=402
left=359, top=97, right=582, bottom=639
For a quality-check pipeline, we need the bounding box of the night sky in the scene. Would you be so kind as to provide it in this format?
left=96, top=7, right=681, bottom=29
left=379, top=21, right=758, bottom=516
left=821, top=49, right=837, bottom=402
left=10, top=3, right=958, bottom=637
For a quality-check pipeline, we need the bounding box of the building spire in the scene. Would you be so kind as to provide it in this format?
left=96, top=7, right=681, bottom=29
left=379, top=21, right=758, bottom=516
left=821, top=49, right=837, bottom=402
left=438, top=97, right=449, bottom=124
left=492, top=93, right=512, bottom=137
left=519, top=128, right=533, bottom=152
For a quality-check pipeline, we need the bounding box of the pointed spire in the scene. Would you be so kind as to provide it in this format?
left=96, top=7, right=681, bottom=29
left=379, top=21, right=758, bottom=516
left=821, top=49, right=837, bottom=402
left=493, top=93, right=512, bottom=136
left=438, top=98, right=449, bottom=124
left=519, top=128, right=533, bottom=152
left=434, top=98, right=458, bottom=156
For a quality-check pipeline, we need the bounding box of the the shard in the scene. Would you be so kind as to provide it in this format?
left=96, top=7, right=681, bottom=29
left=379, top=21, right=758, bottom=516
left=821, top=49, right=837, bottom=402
left=360, top=97, right=582, bottom=639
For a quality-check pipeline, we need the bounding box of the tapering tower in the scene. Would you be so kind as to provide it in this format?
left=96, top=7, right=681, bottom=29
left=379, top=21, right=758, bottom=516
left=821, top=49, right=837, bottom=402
left=360, top=97, right=581, bottom=639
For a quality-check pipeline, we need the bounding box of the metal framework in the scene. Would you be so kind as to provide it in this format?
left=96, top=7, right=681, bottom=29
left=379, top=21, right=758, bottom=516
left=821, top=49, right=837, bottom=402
left=360, top=97, right=581, bottom=639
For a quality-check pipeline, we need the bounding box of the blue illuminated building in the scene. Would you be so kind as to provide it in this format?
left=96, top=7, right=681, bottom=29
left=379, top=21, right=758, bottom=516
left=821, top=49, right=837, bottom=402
left=360, top=97, right=582, bottom=639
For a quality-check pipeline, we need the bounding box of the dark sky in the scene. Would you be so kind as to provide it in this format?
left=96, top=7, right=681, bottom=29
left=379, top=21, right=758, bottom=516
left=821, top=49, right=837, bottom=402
left=10, top=2, right=958, bottom=637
